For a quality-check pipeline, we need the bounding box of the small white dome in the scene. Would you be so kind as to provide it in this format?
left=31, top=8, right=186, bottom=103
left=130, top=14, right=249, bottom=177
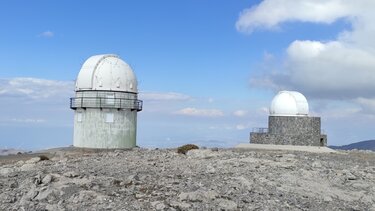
left=270, top=91, right=309, bottom=116
left=75, top=54, right=137, bottom=93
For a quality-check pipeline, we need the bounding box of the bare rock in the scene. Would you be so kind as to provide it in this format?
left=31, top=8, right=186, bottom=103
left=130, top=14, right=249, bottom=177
left=206, top=165, right=216, bottom=174
left=312, top=161, right=323, bottom=168
left=342, top=170, right=358, bottom=180
left=34, top=187, right=56, bottom=201
left=22, top=187, right=39, bottom=201
left=135, top=193, right=147, bottom=199
left=19, top=163, right=35, bottom=171
left=178, top=190, right=218, bottom=202
left=0, top=167, right=14, bottom=175
left=70, top=190, right=105, bottom=204
left=9, top=180, right=18, bottom=189
left=178, top=192, right=202, bottom=202
left=51, top=151, right=65, bottom=161
left=1, top=148, right=374, bottom=210
left=323, top=196, right=333, bottom=202
left=46, top=204, right=65, bottom=211
left=26, top=157, right=41, bottom=164
left=169, top=201, right=191, bottom=210
left=34, top=174, right=43, bottom=185
left=42, top=174, right=53, bottom=184
left=15, top=160, right=24, bottom=166
left=151, top=201, right=166, bottom=210
left=217, top=198, right=237, bottom=210
left=186, top=149, right=218, bottom=159
left=63, top=171, right=79, bottom=178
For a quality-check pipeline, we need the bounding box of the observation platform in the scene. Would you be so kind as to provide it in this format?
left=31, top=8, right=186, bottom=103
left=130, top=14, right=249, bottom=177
left=70, top=97, right=142, bottom=111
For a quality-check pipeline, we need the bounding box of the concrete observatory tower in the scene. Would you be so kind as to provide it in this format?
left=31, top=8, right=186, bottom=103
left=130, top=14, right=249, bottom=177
left=70, top=54, right=142, bottom=148
left=250, top=91, right=327, bottom=146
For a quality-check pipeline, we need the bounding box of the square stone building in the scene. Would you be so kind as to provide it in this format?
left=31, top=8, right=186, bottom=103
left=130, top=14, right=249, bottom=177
left=250, top=91, right=327, bottom=146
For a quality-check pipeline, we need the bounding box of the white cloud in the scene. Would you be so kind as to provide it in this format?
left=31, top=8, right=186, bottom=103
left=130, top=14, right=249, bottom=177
left=10, top=118, right=46, bottom=123
left=259, top=107, right=269, bottom=114
left=139, top=92, right=191, bottom=102
left=173, top=107, right=224, bottom=117
left=235, top=124, right=248, bottom=130
left=0, top=77, right=74, bottom=100
left=319, top=106, right=361, bottom=119
left=284, top=40, right=375, bottom=99
left=355, top=98, right=375, bottom=115
left=233, top=110, right=248, bottom=117
left=236, top=0, right=351, bottom=33
left=39, top=30, right=54, bottom=38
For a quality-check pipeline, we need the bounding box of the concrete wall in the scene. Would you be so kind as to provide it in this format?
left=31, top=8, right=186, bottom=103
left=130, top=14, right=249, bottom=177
left=250, top=116, right=327, bottom=146
left=73, top=91, right=138, bottom=149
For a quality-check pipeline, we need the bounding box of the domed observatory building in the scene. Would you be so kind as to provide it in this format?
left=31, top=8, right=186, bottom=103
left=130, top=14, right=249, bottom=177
left=250, top=91, right=327, bottom=146
left=70, top=54, right=142, bottom=148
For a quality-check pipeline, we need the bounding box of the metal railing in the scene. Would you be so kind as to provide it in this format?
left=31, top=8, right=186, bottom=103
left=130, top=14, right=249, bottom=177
left=252, top=127, right=268, bottom=133
left=70, top=97, right=143, bottom=111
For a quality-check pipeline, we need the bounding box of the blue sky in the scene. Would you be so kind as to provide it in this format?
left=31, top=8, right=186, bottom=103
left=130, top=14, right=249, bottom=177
left=1, top=0, right=374, bottom=150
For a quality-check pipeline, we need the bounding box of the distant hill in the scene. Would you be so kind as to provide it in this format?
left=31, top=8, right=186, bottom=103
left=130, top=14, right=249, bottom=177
left=0, top=148, right=26, bottom=156
left=329, top=140, right=375, bottom=151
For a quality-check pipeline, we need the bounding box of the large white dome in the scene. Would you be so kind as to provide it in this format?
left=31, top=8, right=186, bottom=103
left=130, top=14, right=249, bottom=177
left=75, top=54, right=137, bottom=93
left=270, top=91, right=309, bottom=116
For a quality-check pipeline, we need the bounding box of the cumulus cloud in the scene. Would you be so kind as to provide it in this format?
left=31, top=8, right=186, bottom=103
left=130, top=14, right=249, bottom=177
left=239, top=1, right=375, bottom=103
left=39, top=30, right=54, bottom=38
left=277, top=40, right=375, bottom=99
left=173, top=107, right=224, bottom=117
left=236, top=0, right=351, bottom=33
left=139, top=92, right=191, bottom=102
left=0, top=77, right=74, bottom=101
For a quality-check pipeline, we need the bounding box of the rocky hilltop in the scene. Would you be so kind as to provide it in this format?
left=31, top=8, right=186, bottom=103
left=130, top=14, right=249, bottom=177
left=0, top=147, right=374, bottom=210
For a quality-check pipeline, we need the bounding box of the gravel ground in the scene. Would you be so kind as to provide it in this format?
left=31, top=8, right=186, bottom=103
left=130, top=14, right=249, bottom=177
left=1, top=147, right=374, bottom=210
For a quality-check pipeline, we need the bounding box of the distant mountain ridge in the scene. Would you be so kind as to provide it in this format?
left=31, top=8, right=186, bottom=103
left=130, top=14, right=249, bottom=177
left=330, top=140, right=375, bottom=151
left=0, top=148, right=27, bottom=156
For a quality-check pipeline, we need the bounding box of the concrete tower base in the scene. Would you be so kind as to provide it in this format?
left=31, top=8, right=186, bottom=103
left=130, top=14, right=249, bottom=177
left=73, top=108, right=137, bottom=149
left=71, top=90, right=141, bottom=149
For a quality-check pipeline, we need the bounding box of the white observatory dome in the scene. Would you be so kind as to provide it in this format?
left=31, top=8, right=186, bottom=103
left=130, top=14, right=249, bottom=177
left=75, top=54, right=137, bottom=93
left=270, top=91, right=309, bottom=116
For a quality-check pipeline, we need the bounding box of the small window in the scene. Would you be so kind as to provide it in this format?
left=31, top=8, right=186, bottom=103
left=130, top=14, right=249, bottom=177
left=77, top=113, right=82, bottom=122
left=106, top=113, right=114, bottom=123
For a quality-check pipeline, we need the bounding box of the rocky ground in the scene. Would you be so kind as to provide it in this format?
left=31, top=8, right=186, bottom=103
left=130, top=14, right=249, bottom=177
left=0, top=147, right=374, bottom=210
